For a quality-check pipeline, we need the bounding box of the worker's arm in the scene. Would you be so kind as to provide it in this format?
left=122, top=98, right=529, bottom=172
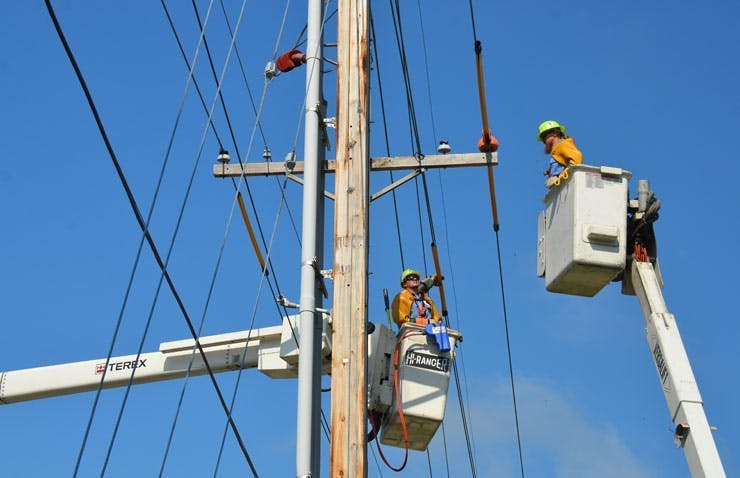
left=418, top=274, right=442, bottom=293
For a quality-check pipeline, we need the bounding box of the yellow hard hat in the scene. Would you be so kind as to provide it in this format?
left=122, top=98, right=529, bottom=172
left=537, top=120, right=566, bottom=142
left=400, top=269, right=421, bottom=286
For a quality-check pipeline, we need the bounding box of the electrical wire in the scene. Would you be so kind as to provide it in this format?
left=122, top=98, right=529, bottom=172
left=155, top=1, right=315, bottom=472
left=415, top=0, right=478, bottom=468
left=68, top=0, right=211, bottom=472
left=206, top=1, right=337, bottom=471
left=158, top=85, right=276, bottom=477
left=190, top=0, right=302, bottom=254
left=42, top=1, right=259, bottom=475
left=426, top=448, right=434, bottom=477
left=216, top=0, right=302, bottom=246
left=96, top=1, right=262, bottom=476
left=369, top=10, right=405, bottom=270
left=465, top=0, right=525, bottom=475
left=168, top=0, right=295, bottom=326
left=493, top=230, right=525, bottom=478
left=386, top=1, right=482, bottom=474
left=213, top=175, right=291, bottom=477
left=369, top=442, right=385, bottom=478
left=155, top=5, right=302, bottom=471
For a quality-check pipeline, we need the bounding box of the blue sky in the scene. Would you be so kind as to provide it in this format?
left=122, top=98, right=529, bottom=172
left=1, top=1, right=738, bottom=476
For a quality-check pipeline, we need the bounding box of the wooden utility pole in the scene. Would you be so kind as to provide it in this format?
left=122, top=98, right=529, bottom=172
left=330, top=0, right=370, bottom=476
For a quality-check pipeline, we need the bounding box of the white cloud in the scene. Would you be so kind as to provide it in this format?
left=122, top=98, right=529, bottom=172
left=439, top=375, right=656, bottom=477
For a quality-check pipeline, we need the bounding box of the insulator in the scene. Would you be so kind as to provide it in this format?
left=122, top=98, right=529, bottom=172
left=437, top=141, right=451, bottom=155
left=217, top=148, right=231, bottom=164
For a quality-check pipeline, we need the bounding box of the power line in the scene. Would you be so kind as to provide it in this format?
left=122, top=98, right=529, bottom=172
left=215, top=0, right=302, bottom=246
left=42, top=1, right=259, bottom=475
left=464, top=0, right=525, bottom=474
left=69, top=0, right=213, bottom=472
left=100, top=1, right=262, bottom=473
left=205, top=1, right=338, bottom=470
left=369, top=10, right=405, bottom=270
left=493, top=230, right=525, bottom=478
left=387, top=1, right=480, bottom=474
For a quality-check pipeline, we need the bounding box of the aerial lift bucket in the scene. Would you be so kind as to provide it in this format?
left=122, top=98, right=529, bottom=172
left=379, top=323, right=461, bottom=451
left=538, top=164, right=632, bottom=296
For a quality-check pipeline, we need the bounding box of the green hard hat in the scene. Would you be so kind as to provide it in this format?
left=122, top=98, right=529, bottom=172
left=400, top=269, right=421, bottom=286
left=537, top=120, right=566, bottom=141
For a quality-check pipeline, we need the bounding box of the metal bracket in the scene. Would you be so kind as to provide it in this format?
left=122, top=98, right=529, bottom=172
left=264, top=61, right=277, bottom=79
left=323, top=117, right=336, bottom=129
left=277, top=294, right=300, bottom=309
left=309, top=257, right=329, bottom=299
left=674, top=423, right=690, bottom=448
left=285, top=151, right=297, bottom=172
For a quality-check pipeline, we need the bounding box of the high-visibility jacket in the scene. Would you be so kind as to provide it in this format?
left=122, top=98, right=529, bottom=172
left=391, top=288, right=442, bottom=327
left=551, top=137, right=583, bottom=167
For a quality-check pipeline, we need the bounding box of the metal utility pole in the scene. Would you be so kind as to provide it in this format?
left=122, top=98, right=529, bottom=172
left=296, top=0, right=326, bottom=476
left=330, top=0, right=371, bottom=476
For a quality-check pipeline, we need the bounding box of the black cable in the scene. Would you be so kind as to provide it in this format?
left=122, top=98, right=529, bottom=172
left=68, top=2, right=204, bottom=472
left=440, top=422, right=451, bottom=477
left=450, top=357, right=477, bottom=478
left=160, top=0, right=224, bottom=149
left=426, top=448, right=434, bottom=477
left=388, top=0, right=432, bottom=278
left=493, top=230, right=525, bottom=478
left=463, top=0, right=525, bottom=473
left=388, top=2, right=481, bottom=474
left=164, top=0, right=299, bottom=306
left=389, top=0, right=423, bottom=158
left=467, top=0, right=479, bottom=45
left=369, top=10, right=405, bottom=270
left=156, top=6, right=301, bottom=472
left=370, top=441, right=385, bottom=478
left=217, top=0, right=268, bottom=147
left=415, top=0, right=439, bottom=148
left=215, top=0, right=302, bottom=245
left=42, top=2, right=259, bottom=475
left=190, top=0, right=302, bottom=276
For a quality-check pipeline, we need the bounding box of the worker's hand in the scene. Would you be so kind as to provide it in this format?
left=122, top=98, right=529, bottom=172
left=431, top=274, right=444, bottom=286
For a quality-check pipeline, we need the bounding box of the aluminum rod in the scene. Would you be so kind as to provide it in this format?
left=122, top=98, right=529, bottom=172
left=296, top=0, right=325, bottom=475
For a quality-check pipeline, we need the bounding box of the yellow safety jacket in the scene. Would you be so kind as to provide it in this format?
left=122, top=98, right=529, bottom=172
left=551, top=137, right=583, bottom=167
left=391, top=289, right=442, bottom=327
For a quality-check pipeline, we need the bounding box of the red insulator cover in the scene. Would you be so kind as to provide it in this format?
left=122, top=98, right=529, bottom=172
left=477, top=131, right=499, bottom=153
left=276, top=49, right=306, bottom=72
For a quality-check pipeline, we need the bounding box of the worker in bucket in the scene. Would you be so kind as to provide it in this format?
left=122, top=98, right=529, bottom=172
left=537, top=120, right=583, bottom=187
left=391, top=269, right=442, bottom=328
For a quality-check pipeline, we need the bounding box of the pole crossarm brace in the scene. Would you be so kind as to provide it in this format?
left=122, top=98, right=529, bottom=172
left=287, top=173, right=336, bottom=201
left=371, top=169, right=422, bottom=202
left=213, top=152, right=498, bottom=178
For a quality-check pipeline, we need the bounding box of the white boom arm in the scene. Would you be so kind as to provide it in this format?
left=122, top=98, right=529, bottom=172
left=631, top=261, right=725, bottom=477
left=0, top=315, right=332, bottom=405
